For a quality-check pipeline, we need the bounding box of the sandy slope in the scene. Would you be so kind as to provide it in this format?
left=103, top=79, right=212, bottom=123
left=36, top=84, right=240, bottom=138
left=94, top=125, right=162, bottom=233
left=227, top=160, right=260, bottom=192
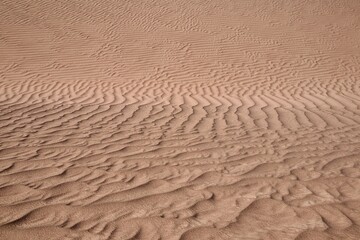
left=1, top=0, right=360, bottom=239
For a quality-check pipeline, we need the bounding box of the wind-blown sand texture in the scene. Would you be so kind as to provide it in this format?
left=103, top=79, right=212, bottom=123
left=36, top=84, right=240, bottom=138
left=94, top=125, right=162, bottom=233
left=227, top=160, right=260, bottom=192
left=1, top=0, right=360, bottom=239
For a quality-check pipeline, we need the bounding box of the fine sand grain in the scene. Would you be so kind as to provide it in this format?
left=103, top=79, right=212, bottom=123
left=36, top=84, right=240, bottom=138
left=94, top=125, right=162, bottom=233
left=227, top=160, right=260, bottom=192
left=1, top=0, right=360, bottom=239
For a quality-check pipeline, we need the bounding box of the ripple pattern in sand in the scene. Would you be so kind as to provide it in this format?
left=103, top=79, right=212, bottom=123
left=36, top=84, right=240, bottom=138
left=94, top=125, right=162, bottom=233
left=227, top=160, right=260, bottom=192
left=1, top=0, right=360, bottom=239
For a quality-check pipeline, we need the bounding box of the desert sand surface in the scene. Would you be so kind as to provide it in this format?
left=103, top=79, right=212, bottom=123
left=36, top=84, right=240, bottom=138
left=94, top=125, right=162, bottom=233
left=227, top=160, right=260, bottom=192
left=1, top=0, right=360, bottom=239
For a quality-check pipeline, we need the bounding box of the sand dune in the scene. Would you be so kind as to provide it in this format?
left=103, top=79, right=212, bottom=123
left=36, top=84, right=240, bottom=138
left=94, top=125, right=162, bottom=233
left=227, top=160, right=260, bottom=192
left=1, top=0, right=360, bottom=239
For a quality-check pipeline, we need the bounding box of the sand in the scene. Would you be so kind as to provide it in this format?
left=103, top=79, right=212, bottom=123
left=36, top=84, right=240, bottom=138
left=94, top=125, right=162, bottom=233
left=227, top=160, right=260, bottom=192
left=0, top=0, right=360, bottom=239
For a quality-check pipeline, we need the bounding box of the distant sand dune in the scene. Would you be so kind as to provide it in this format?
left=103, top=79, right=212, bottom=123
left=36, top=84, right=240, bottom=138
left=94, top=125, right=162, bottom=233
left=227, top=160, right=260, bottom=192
left=1, top=0, right=360, bottom=239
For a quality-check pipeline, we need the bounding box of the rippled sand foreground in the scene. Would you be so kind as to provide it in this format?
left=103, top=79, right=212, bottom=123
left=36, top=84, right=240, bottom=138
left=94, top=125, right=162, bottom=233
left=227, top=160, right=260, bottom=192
left=1, top=0, right=360, bottom=239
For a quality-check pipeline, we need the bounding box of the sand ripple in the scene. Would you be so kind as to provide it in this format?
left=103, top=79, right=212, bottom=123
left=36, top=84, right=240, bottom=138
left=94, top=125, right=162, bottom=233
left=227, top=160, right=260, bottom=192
left=1, top=0, right=360, bottom=239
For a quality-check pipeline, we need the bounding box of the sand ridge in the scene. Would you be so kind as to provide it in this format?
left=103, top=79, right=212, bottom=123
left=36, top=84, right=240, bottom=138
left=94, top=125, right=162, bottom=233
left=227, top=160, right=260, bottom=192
left=1, top=0, right=360, bottom=239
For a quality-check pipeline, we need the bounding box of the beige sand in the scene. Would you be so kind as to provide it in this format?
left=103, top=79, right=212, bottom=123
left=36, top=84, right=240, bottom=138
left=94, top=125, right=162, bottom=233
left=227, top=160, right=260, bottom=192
left=1, top=0, right=360, bottom=239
